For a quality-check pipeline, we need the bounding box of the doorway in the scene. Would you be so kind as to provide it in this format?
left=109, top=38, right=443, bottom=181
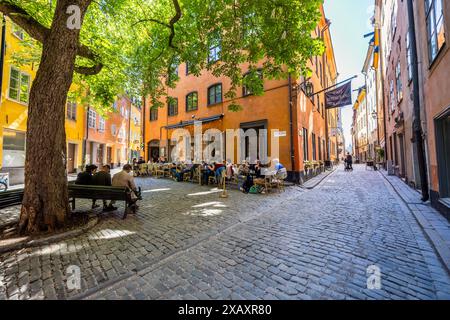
left=148, top=140, right=160, bottom=162
left=435, top=111, right=450, bottom=199
left=107, top=147, right=112, bottom=167
left=67, top=143, right=76, bottom=173
left=398, top=134, right=406, bottom=178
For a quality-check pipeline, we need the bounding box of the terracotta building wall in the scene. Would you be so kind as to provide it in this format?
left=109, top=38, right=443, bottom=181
left=415, top=0, right=450, bottom=213
left=381, top=0, right=421, bottom=186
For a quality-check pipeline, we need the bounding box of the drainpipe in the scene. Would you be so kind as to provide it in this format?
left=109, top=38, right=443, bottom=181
left=83, top=106, right=90, bottom=169
left=406, top=0, right=429, bottom=202
left=288, top=74, right=296, bottom=181
left=142, top=96, right=146, bottom=161
left=0, top=16, right=6, bottom=103
left=127, top=99, right=131, bottom=163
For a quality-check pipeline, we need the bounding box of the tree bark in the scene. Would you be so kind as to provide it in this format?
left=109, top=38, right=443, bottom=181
left=19, top=0, right=92, bottom=234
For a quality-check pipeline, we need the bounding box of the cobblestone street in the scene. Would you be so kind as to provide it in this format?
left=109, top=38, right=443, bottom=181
left=1, top=165, right=450, bottom=300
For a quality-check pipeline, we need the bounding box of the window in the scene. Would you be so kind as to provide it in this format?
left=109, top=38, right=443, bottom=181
left=208, top=84, right=222, bottom=105
left=396, top=61, right=403, bottom=102
left=66, top=101, right=77, bottom=121
left=111, top=124, right=117, bottom=136
left=208, top=45, right=221, bottom=64
left=168, top=98, right=178, bottom=116
left=390, top=80, right=395, bottom=112
left=99, top=117, right=105, bottom=132
left=406, top=32, right=413, bottom=81
left=113, top=101, right=118, bottom=110
left=150, top=107, right=158, bottom=121
left=318, top=136, right=322, bottom=161
left=8, top=67, right=30, bottom=104
left=2, top=129, right=26, bottom=167
left=426, top=0, right=446, bottom=63
left=186, top=92, right=198, bottom=112
left=243, top=70, right=263, bottom=96
left=88, top=109, right=96, bottom=129
left=12, top=23, right=24, bottom=40
left=168, top=63, right=179, bottom=82
left=303, top=128, right=309, bottom=161
left=185, top=62, right=191, bottom=75
left=312, top=133, right=317, bottom=161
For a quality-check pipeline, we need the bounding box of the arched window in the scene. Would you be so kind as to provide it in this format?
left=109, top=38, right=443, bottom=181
left=186, top=92, right=198, bottom=112
left=207, top=84, right=222, bottom=106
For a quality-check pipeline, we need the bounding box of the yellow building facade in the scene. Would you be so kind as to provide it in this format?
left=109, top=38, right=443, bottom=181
left=0, top=17, right=85, bottom=184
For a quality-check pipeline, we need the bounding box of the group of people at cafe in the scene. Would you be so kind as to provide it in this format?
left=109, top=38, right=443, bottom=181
left=144, top=157, right=287, bottom=194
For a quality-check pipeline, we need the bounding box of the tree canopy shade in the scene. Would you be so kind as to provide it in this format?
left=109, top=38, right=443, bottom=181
left=0, top=0, right=324, bottom=233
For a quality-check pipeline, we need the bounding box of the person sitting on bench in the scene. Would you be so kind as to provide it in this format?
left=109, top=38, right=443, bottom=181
left=111, top=164, right=141, bottom=212
left=75, top=164, right=97, bottom=185
left=92, top=164, right=118, bottom=211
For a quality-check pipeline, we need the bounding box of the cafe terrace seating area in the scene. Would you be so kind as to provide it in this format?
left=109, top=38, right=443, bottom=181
left=132, top=162, right=288, bottom=194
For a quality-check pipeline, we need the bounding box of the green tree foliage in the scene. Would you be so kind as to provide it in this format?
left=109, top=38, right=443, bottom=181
left=2, top=0, right=324, bottom=112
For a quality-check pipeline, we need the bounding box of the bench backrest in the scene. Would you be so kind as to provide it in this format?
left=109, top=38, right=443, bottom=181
left=68, top=185, right=128, bottom=200
left=0, top=189, right=24, bottom=209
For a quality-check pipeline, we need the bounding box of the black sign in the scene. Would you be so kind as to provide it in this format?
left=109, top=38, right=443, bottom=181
left=325, top=81, right=352, bottom=109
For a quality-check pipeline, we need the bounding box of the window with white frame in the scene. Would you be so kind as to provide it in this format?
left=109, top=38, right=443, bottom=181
left=406, top=31, right=413, bottom=81
left=208, top=44, right=221, bottom=64
left=111, top=124, right=117, bottom=136
left=98, top=117, right=105, bottom=132
left=395, top=61, right=403, bottom=102
left=12, top=23, right=24, bottom=40
left=66, top=101, right=77, bottom=121
left=88, top=109, right=97, bottom=128
left=8, top=67, right=30, bottom=104
left=426, top=0, right=446, bottom=63
left=390, top=80, right=395, bottom=112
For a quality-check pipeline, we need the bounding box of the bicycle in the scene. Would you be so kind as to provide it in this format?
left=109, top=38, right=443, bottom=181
left=0, top=174, right=8, bottom=192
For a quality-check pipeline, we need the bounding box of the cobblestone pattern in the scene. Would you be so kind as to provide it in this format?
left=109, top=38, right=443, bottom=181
left=86, top=166, right=450, bottom=300
left=0, top=178, right=295, bottom=300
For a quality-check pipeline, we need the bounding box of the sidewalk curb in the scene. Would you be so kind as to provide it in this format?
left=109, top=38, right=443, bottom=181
left=0, top=216, right=99, bottom=254
left=379, top=171, right=450, bottom=274
left=301, top=167, right=338, bottom=190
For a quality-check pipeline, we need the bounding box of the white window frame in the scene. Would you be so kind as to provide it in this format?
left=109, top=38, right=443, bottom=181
left=8, top=66, right=30, bottom=105
left=11, top=23, right=24, bottom=40
left=98, top=117, right=105, bottom=132
left=66, top=101, right=77, bottom=121
left=88, top=109, right=97, bottom=129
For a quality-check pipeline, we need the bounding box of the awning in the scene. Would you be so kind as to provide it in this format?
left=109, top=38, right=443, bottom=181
left=164, top=114, right=224, bottom=130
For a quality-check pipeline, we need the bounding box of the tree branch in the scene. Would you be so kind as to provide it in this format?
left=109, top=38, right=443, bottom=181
left=168, top=0, right=182, bottom=50
left=0, top=1, right=49, bottom=42
left=0, top=0, right=103, bottom=75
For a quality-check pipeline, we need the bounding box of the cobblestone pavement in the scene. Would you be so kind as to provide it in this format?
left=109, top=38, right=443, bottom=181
left=1, top=165, right=450, bottom=300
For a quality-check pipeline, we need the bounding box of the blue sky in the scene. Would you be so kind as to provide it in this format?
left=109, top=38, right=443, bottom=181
left=324, top=0, right=374, bottom=150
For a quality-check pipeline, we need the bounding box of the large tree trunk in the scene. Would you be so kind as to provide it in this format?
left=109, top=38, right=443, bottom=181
left=19, top=0, right=91, bottom=234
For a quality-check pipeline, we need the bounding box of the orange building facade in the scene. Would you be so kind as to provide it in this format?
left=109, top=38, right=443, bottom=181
left=85, top=96, right=141, bottom=170
left=144, top=5, right=338, bottom=183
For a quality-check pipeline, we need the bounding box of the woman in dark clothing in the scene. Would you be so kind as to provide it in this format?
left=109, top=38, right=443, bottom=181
left=75, top=164, right=97, bottom=185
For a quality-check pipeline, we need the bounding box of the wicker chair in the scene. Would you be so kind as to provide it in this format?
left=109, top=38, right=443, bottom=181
left=270, top=168, right=287, bottom=193
left=139, top=164, right=148, bottom=176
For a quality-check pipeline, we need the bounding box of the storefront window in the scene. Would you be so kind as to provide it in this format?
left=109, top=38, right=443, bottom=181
left=2, top=130, right=26, bottom=167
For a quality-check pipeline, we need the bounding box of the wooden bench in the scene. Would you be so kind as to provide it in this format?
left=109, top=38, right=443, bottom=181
left=0, top=189, right=24, bottom=210
left=68, top=185, right=135, bottom=219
